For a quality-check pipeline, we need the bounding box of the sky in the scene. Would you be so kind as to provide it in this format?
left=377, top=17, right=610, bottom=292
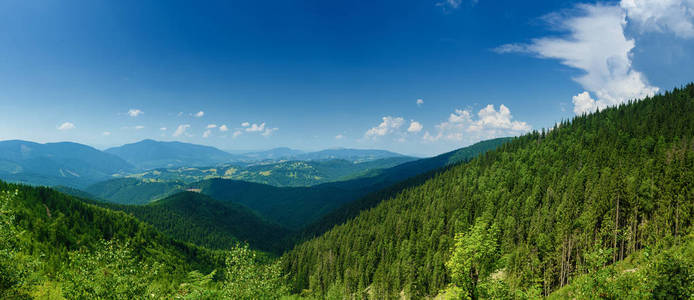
left=1, top=0, right=693, bottom=156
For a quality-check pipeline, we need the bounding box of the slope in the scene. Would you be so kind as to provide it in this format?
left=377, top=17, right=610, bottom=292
left=85, top=177, right=185, bottom=205
left=97, top=191, right=291, bottom=253
left=283, top=85, right=694, bottom=298
left=0, top=181, right=223, bottom=293
left=297, top=137, right=512, bottom=239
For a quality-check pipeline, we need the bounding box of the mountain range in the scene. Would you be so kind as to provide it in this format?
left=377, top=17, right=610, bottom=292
left=78, top=137, right=510, bottom=231
left=0, top=138, right=412, bottom=188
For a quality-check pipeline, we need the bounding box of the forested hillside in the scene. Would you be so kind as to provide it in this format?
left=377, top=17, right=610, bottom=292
left=0, top=181, right=290, bottom=299
left=85, top=178, right=185, bottom=205
left=96, top=191, right=290, bottom=253
left=284, top=85, right=694, bottom=298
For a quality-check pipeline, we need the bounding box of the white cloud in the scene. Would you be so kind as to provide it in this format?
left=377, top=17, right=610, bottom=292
left=416, top=99, right=424, bottom=106
left=437, top=0, right=462, bottom=9
left=173, top=124, right=190, bottom=137
left=622, top=0, right=694, bottom=38
left=134, top=125, right=145, bottom=130
left=365, top=116, right=405, bottom=138
left=261, top=127, right=278, bottom=137
left=245, top=122, right=265, bottom=132
left=572, top=91, right=603, bottom=114
left=202, top=129, right=212, bottom=138
left=160, top=127, right=167, bottom=131
left=492, top=43, right=531, bottom=54
left=423, top=104, right=530, bottom=142
left=408, top=121, right=423, bottom=133
left=127, top=109, right=143, bottom=117
left=241, top=122, right=250, bottom=127
left=194, top=111, right=204, bottom=118
left=496, top=3, right=660, bottom=114
left=219, top=124, right=229, bottom=132
left=102, top=131, right=111, bottom=136
left=335, top=134, right=345, bottom=139
left=206, top=124, right=217, bottom=129
left=57, top=122, right=75, bottom=131
left=232, top=130, right=243, bottom=138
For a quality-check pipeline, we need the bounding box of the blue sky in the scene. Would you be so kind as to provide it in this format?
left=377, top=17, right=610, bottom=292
left=1, top=0, right=693, bottom=156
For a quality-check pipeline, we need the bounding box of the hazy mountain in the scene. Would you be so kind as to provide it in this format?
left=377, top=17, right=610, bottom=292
left=119, top=156, right=417, bottom=187
left=241, top=147, right=305, bottom=160
left=0, top=140, right=134, bottom=187
left=105, top=139, right=241, bottom=169
left=293, top=148, right=407, bottom=162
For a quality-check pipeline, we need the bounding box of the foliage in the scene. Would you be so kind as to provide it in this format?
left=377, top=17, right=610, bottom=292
left=222, top=244, right=289, bottom=299
left=558, top=234, right=694, bottom=299
left=445, top=217, right=500, bottom=299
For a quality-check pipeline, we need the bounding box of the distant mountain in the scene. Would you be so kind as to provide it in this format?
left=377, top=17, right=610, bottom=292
left=293, top=148, right=406, bottom=162
left=95, top=191, right=291, bottom=253
left=242, top=147, right=305, bottom=160
left=105, top=139, right=240, bottom=169
left=0, top=140, right=134, bottom=187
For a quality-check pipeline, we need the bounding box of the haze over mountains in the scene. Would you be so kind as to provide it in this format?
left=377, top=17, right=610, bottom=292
left=0, top=140, right=134, bottom=187
left=0, top=138, right=413, bottom=188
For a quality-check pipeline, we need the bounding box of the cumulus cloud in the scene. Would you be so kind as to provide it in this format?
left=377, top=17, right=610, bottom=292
left=241, top=122, right=250, bottom=127
left=496, top=3, right=661, bottom=114
left=127, top=109, right=143, bottom=117
left=219, top=124, right=229, bottom=132
left=203, top=129, right=212, bottom=138
left=423, top=104, right=530, bottom=142
left=572, top=91, right=602, bottom=114
left=408, top=121, right=423, bottom=133
left=245, top=122, right=265, bottom=132
left=194, top=111, right=204, bottom=118
left=206, top=124, right=217, bottom=129
left=57, top=122, right=75, bottom=131
left=160, top=127, right=167, bottom=131
left=261, top=127, right=278, bottom=136
left=416, top=99, right=424, bottom=106
left=365, top=116, right=405, bottom=138
left=233, top=130, right=243, bottom=138
left=335, top=134, right=345, bottom=139
left=173, top=124, right=190, bottom=137
left=622, top=0, right=694, bottom=38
